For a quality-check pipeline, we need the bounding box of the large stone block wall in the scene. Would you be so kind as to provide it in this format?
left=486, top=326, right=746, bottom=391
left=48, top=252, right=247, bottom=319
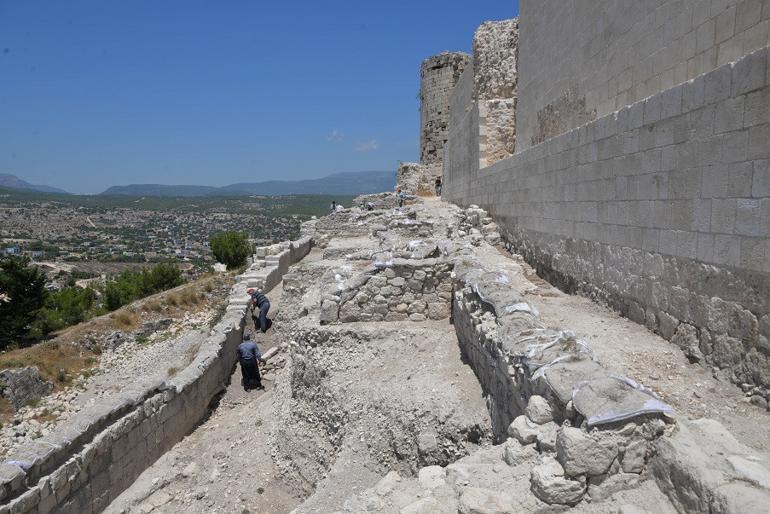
left=420, top=53, right=471, bottom=166
left=444, top=64, right=481, bottom=187
left=516, top=0, right=770, bottom=150
left=445, top=47, right=770, bottom=400
left=0, top=236, right=312, bottom=513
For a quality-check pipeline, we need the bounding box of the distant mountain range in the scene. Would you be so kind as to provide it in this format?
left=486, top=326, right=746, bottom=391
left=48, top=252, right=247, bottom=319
left=0, top=174, right=69, bottom=194
left=100, top=171, right=396, bottom=197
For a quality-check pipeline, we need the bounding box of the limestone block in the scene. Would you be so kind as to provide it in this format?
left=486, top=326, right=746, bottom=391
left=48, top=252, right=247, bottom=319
left=409, top=313, right=427, bottom=322
left=536, top=422, right=559, bottom=453
left=458, top=487, right=514, bottom=514
left=0, top=463, right=25, bottom=501
left=417, top=466, right=446, bottom=490
left=555, top=427, right=618, bottom=477
left=503, top=439, right=538, bottom=466
left=400, top=497, right=439, bottom=514
left=374, top=471, right=401, bottom=496
left=427, top=302, right=450, bottom=320
left=408, top=301, right=427, bottom=314
left=587, top=472, right=641, bottom=502
left=507, top=415, right=539, bottom=444
left=7, top=487, right=40, bottom=514
left=407, top=279, right=423, bottom=292
left=530, top=456, right=586, bottom=506
left=320, top=300, right=339, bottom=324
left=525, top=395, right=554, bottom=424
left=620, top=439, right=648, bottom=473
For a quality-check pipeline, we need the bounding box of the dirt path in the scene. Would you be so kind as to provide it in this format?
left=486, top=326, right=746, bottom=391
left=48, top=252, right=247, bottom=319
left=106, top=283, right=302, bottom=514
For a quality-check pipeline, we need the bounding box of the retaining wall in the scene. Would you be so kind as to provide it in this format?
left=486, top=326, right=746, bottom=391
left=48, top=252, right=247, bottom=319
left=445, top=46, right=770, bottom=400
left=448, top=235, right=673, bottom=504
left=319, top=258, right=453, bottom=324
left=0, top=236, right=312, bottom=513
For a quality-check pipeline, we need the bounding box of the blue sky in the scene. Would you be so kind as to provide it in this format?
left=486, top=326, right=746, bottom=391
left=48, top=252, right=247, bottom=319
left=0, top=1, right=518, bottom=194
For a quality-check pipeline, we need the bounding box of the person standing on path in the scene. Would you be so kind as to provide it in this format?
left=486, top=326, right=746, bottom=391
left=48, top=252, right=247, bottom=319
left=248, top=287, right=271, bottom=332
left=435, top=177, right=442, bottom=196
left=397, top=188, right=405, bottom=208
left=237, top=332, right=264, bottom=391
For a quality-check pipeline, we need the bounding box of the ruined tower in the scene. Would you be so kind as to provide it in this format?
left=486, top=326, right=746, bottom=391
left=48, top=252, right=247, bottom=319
left=419, top=52, right=470, bottom=165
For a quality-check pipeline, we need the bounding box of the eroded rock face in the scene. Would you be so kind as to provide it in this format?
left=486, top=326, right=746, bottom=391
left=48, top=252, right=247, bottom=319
left=0, top=367, right=53, bottom=410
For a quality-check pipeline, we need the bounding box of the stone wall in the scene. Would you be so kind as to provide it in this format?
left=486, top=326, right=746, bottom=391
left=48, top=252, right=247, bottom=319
left=444, top=46, right=770, bottom=401
left=0, top=236, right=312, bottom=513
left=319, top=258, right=453, bottom=324
left=420, top=53, right=470, bottom=166
left=447, top=222, right=674, bottom=505
left=396, top=162, right=440, bottom=197
left=443, top=18, right=518, bottom=183
left=516, top=0, right=770, bottom=150
left=474, top=18, right=519, bottom=165
left=444, top=64, right=481, bottom=188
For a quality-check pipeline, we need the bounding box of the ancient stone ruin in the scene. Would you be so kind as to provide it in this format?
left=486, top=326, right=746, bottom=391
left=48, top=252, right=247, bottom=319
left=2, top=0, right=770, bottom=512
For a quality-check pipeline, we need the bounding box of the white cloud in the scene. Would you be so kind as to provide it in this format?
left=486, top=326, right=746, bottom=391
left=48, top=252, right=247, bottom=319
left=356, top=139, right=378, bottom=152
left=325, top=129, right=345, bottom=142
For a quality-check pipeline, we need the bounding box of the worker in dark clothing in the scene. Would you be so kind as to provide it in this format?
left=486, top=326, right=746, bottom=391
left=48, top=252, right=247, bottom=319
left=247, top=288, right=271, bottom=332
left=237, top=332, right=264, bottom=391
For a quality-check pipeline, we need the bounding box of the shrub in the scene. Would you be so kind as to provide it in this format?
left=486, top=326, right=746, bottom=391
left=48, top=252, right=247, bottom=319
left=0, top=256, right=48, bottom=349
left=210, top=232, right=252, bottom=268
left=103, top=263, right=183, bottom=312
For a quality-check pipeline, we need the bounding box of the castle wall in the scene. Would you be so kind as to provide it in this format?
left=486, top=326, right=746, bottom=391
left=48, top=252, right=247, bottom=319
left=445, top=47, right=770, bottom=397
left=420, top=53, right=470, bottom=166
left=516, top=0, right=770, bottom=151
left=474, top=19, right=519, bottom=165
left=444, top=64, right=481, bottom=186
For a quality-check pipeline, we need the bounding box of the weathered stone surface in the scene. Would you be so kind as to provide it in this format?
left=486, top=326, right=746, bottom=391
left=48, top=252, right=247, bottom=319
left=536, top=422, right=559, bottom=453
left=458, top=487, right=514, bottom=514
left=556, top=427, right=618, bottom=477
left=418, top=465, right=446, bottom=490
left=502, top=438, right=538, bottom=466
left=530, top=456, right=586, bottom=506
left=587, top=472, right=641, bottom=501
left=507, top=415, right=539, bottom=445
left=654, top=419, right=770, bottom=513
left=524, top=395, right=553, bottom=424
left=0, top=367, right=53, bottom=410
left=620, top=439, right=648, bottom=473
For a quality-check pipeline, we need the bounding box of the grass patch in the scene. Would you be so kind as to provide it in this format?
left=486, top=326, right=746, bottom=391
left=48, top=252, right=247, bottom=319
left=109, top=310, right=137, bottom=330
left=135, top=335, right=150, bottom=346
left=145, top=299, right=163, bottom=312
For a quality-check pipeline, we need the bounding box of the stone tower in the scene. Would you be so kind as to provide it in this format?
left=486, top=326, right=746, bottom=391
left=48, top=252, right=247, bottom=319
left=419, top=52, right=470, bottom=165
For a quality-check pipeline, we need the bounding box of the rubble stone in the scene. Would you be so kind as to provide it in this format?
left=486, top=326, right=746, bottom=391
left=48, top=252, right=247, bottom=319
left=0, top=367, right=53, bottom=410
left=458, top=487, right=514, bottom=514
left=555, top=427, right=618, bottom=477
left=530, top=456, right=586, bottom=505
left=524, top=395, right=553, bottom=424
left=507, top=415, right=539, bottom=445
